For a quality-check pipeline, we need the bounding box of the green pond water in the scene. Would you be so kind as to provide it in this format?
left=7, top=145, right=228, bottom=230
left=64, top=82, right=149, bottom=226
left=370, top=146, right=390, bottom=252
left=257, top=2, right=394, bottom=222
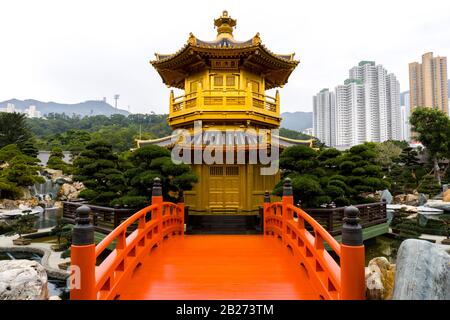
left=364, top=235, right=403, bottom=264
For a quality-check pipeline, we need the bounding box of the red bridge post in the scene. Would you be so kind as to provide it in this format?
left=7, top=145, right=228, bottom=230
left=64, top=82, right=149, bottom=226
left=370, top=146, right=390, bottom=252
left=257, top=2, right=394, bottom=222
left=263, top=190, right=270, bottom=234
left=282, top=178, right=294, bottom=243
left=152, top=177, right=163, bottom=244
left=340, top=206, right=365, bottom=300
left=178, top=193, right=185, bottom=234
left=70, top=205, right=96, bottom=300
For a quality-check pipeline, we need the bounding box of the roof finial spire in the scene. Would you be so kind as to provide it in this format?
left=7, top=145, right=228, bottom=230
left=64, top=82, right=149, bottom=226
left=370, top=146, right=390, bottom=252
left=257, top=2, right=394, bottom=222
left=214, top=10, right=236, bottom=40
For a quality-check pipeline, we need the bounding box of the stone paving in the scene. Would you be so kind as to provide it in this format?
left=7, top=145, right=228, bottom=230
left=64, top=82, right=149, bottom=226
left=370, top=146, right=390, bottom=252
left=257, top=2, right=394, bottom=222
left=0, top=228, right=70, bottom=279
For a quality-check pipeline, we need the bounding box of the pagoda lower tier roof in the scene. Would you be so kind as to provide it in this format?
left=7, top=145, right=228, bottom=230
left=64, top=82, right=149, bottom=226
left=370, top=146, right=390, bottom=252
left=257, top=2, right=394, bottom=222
left=136, top=132, right=313, bottom=149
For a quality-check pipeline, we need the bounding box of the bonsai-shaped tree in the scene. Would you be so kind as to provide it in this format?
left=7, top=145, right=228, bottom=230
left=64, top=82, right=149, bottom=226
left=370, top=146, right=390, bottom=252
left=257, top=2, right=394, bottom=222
left=274, top=143, right=389, bottom=208
left=50, top=221, right=73, bottom=251
left=0, top=144, right=45, bottom=199
left=388, top=147, right=426, bottom=195
left=74, top=140, right=127, bottom=206
left=410, top=107, right=450, bottom=185
left=47, top=147, right=72, bottom=174
left=114, top=145, right=198, bottom=206
left=417, top=175, right=441, bottom=198
left=389, top=207, right=421, bottom=239
left=5, top=211, right=39, bottom=245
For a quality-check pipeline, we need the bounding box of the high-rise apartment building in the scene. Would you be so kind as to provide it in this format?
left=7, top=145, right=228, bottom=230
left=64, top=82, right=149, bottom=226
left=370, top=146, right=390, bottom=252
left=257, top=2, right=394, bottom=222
left=400, top=91, right=411, bottom=141
left=409, top=52, right=448, bottom=114
left=313, top=61, right=401, bottom=148
left=313, top=88, right=335, bottom=146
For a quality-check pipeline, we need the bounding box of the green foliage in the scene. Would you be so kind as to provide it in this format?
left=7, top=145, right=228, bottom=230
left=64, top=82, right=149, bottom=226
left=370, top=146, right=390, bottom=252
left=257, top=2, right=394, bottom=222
left=73, top=142, right=197, bottom=208
left=0, top=113, right=32, bottom=149
left=0, top=222, right=13, bottom=235
left=388, top=147, right=427, bottom=195
left=0, top=144, right=44, bottom=199
left=27, top=113, right=171, bottom=153
left=50, top=222, right=73, bottom=247
left=110, top=196, right=149, bottom=209
left=20, top=139, right=39, bottom=158
left=276, top=142, right=389, bottom=207
left=47, top=147, right=72, bottom=174
left=410, top=108, right=450, bottom=184
left=410, top=108, right=450, bottom=160
left=124, top=145, right=197, bottom=203
left=73, top=141, right=125, bottom=206
left=374, top=140, right=403, bottom=171
left=279, top=128, right=312, bottom=140
left=5, top=212, right=38, bottom=238
left=417, top=175, right=441, bottom=197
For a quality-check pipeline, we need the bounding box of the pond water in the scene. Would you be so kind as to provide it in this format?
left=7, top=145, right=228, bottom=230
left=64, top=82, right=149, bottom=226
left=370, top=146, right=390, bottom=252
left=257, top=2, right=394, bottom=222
left=364, top=235, right=403, bottom=264
left=0, top=250, right=69, bottom=300
left=34, top=207, right=63, bottom=230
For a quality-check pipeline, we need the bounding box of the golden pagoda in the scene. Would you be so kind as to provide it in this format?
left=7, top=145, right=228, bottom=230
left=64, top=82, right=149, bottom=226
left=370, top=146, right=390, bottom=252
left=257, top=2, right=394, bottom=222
left=138, top=11, right=313, bottom=217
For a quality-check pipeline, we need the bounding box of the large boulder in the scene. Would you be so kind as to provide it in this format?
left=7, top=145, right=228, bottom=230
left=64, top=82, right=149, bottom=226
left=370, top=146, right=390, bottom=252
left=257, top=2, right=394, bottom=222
left=380, top=189, right=393, bottom=204
left=44, top=169, right=63, bottom=180
left=0, top=260, right=48, bottom=300
left=58, top=183, right=78, bottom=201
left=365, top=257, right=396, bottom=300
left=392, top=239, right=450, bottom=300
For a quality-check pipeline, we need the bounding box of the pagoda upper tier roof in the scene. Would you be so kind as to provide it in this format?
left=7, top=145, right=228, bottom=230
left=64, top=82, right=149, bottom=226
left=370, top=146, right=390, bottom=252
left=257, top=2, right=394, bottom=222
left=151, top=12, right=299, bottom=90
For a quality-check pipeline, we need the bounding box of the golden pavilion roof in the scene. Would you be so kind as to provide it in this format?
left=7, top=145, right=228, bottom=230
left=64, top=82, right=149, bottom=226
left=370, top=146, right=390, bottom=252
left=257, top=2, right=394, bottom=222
left=151, top=11, right=299, bottom=90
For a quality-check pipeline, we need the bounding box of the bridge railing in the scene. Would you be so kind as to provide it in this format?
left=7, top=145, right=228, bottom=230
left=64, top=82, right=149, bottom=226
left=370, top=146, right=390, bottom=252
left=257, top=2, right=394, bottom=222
left=263, top=178, right=365, bottom=300
left=69, top=177, right=185, bottom=300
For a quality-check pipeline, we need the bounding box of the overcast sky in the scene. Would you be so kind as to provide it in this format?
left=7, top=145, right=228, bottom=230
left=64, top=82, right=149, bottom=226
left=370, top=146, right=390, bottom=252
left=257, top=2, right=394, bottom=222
left=1, top=0, right=449, bottom=114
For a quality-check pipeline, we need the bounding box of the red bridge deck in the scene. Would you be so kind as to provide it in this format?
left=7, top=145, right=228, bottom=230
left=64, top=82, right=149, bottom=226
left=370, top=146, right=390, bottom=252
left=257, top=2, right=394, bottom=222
left=70, top=179, right=365, bottom=300
left=118, top=235, right=319, bottom=300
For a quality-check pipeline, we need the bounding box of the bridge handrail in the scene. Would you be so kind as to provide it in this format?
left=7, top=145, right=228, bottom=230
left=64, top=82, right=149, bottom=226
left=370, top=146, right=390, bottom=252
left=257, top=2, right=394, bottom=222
left=287, top=204, right=341, bottom=256
left=95, top=204, right=157, bottom=258
left=263, top=178, right=365, bottom=300
left=70, top=178, right=185, bottom=300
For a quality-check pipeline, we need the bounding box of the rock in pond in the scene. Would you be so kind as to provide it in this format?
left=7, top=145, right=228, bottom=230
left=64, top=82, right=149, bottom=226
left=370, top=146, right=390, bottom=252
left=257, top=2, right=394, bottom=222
left=365, top=257, right=396, bottom=300
left=0, top=260, right=48, bottom=300
left=392, top=239, right=450, bottom=300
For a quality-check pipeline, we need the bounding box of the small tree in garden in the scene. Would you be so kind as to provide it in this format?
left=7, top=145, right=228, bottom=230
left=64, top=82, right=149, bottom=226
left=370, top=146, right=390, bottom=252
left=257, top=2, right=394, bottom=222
left=73, top=142, right=198, bottom=209
left=115, top=145, right=198, bottom=205
left=410, top=108, right=450, bottom=185
left=47, top=147, right=72, bottom=174
left=5, top=212, right=38, bottom=241
left=417, top=175, right=442, bottom=198
left=274, top=143, right=389, bottom=208
left=50, top=222, right=73, bottom=250
left=388, top=146, right=427, bottom=195
left=74, top=141, right=127, bottom=206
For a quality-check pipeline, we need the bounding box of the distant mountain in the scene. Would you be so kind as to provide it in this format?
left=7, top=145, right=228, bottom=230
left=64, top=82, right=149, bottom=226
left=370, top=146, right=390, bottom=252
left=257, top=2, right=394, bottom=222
left=281, top=111, right=313, bottom=132
left=0, top=99, right=130, bottom=117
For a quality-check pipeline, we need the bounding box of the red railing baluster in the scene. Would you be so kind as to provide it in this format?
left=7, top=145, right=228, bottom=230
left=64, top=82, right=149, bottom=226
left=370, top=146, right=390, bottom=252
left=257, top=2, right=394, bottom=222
left=263, top=178, right=365, bottom=300
left=70, top=177, right=185, bottom=300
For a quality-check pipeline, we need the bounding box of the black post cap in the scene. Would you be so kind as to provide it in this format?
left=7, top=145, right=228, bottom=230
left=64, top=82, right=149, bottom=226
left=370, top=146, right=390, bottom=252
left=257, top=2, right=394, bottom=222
left=342, top=206, right=363, bottom=246
left=264, top=190, right=270, bottom=203
left=178, top=191, right=184, bottom=203
left=152, top=177, right=162, bottom=197
left=72, top=205, right=94, bottom=246
left=283, top=178, right=293, bottom=197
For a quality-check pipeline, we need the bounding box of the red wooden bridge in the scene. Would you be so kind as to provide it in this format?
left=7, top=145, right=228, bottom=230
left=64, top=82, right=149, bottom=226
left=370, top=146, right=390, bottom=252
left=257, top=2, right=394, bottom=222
left=69, top=178, right=365, bottom=300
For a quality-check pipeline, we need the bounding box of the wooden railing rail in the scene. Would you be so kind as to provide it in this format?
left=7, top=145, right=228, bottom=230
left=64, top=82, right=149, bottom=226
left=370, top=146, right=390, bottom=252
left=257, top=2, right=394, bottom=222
left=305, top=202, right=387, bottom=236
left=263, top=179, right=365, bottom=300
left=70, top=178, right=185, bottom=300
left=63, top=201, right=135, bottom=234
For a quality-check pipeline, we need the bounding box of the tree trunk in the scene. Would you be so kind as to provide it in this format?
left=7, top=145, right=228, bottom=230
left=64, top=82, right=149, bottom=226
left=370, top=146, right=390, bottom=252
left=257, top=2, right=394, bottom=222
left=434, top=157, right=441, bottom=185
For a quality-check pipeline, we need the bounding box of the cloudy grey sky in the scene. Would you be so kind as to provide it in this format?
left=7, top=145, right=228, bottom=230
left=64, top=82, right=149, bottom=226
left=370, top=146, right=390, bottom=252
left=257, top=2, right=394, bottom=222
left=1, top=0, right=449, bottom=114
